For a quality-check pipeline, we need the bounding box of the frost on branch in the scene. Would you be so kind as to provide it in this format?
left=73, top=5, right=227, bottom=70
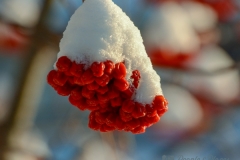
left=47, top=0, right=168, bottom=134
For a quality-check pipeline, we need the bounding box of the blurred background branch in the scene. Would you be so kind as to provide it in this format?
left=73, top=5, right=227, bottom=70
left=0, top=0, right=53, bottom=159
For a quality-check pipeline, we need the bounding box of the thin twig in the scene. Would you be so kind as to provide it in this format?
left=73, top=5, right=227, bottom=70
left=159, top=61, right=240, bottom=76
left=100, top=132, right=119, bottom=160
left=0, top=0, right=53, bottom=159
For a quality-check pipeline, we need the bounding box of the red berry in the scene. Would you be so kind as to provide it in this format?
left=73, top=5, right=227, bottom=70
left=81, top=69, right=94, bottom=84
left=147, top=115, right=160, bottom=124
left=69, top=96, right=86, bottom=111
left=111, top=97, right=122, bottom=107
left=89, top=111, right=95, bottom=120
left=73, top=77, right=85, bottom=86
left=131, top=126, right=145, bottom=134
left=139, top=117, right=152, bottom=127
left=86, top=97, right=99, bottom=106
left=64, top=71, right=72, bottom=77
left=91, top=62, right=105, bottom=77
left=123, top=127, right=131, bottom=132
left=104, top=60, right=115, bottom=75
left=152, top=95, right=167, bottom=110
left=87, top=81, right=99, bottom=90
left=99, top=125, right=107, bottom=132
left=70, top=87, right=82, bottom=100
left=56, top=56, right=72, bottom=72
left=114, top=78, right=129, bottom=91
left=97, top=93, right=109, bottom=103
left=132, top=103, right=146, bottom=118
left=106, top=113, right=117, bottom=127
left=82, top=86, right=95, bottom=99
left=133, top=81, right=139, bottom=89
left=131, top=70, right=141, bottom=88
left=99, top=106, right=112, bottom=113
left=86, top=97, right=99, bottom=111
left=120, top=109, right=132, bottom=122
left=87, top=105, right=100, bottom=111
left=96, top=86, right=108, bottom=94
left=106, top=126, right=116, bottom=131
left=145, top=104, right=157, bottom=117
left=69, top=95, right=79, bottom=106
left=121, top=86, right=135, bottom=98
left=157, top=107, right=168, bottom=116
left=122, top=99, right=135, bottom=113
left=69, top=62, right=84, bottom=77
left=67, top=77, right=75, bottom=85
left=100, top=124, right=115, bottom=132
left=89, top=120, right=101, bottom=130
left=77, top=100, right=88, bottom=111
left=115, top=116, right=125, bottom=130
left=47, top=70, right=56, bottom=84
left=57, top=83, right=72, bottom=96
left=107, top=86, right=120, bottom=99
left=89, top=112, right=101, bottom=130
left=95, top=111, right=107, bottom=124
left=95, top=74, right=111, bottom=86
left=126, top=119, right=140, bottom=130
left=113, top=62, right=127, bottom=79
left=53, top=71, right=68, bottom=86
left=131, top=70, right=140, bottom=80
left=47, top=70, right=59, bottom=89
left=164, top=98, right=168, bottom=106
left=99, top=102, right=110, bottom=108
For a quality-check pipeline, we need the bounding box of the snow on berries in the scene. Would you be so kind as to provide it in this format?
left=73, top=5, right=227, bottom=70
left=47, top=0, right=168, bottom=134
left=143, top=2, right=199, bottom=67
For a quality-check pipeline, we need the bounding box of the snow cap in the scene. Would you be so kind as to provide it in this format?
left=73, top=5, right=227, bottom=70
left=55, top=0, right=163, bottom=104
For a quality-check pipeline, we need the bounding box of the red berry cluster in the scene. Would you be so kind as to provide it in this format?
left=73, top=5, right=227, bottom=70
left=149, top=49, right=193, bottom=68
left=47, top=56, right=168, bottom=134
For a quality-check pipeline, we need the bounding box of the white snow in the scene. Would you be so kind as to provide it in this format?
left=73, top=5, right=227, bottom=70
left=143, top=2, right=200, bottom=54
left=160, top=84, right=203, bottom=130
left=183, top=45, right=240, bottom=103
left=55, top=0, right=162, bottom=104
left=0, top=0, right=40, bottom=27
left=182, top=1, right=217, bottom=33
left=154, top=45, right=240, bottom=104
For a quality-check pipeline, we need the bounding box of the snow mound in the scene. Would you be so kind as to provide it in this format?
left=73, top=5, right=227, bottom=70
left=183, top=45, right=240, bottom=103
left=160, top=84, right=203, bottom=130
left=55, top=0, right=162, bottom=104
left=143, top=2, right=200, bottom=54
left=182, top=1, right=217, bottom=33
